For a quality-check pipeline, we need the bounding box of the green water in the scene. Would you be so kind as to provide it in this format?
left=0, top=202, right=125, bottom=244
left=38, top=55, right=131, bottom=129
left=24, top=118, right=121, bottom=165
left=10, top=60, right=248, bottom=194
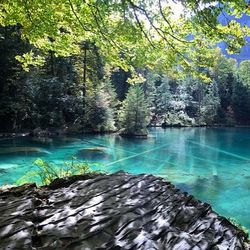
left=0, top=128, right=250, bottom=231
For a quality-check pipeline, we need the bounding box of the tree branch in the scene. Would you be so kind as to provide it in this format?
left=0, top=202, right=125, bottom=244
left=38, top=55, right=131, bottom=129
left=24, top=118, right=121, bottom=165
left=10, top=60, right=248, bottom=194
left=131, top=8, right=156, bottom=48
left=68, top=0, right=91, bottom=32
left=127, top=0, right=194, bottom=70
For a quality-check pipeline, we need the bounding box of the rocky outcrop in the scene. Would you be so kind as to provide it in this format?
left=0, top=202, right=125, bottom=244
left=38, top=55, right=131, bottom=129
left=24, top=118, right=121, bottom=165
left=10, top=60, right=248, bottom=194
left=0, top=172, right=249, bottom=249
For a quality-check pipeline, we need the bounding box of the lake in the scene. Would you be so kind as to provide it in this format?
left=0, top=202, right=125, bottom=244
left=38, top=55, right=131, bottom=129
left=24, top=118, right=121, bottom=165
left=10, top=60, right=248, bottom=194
left=0, top=127, right=250, bottom=231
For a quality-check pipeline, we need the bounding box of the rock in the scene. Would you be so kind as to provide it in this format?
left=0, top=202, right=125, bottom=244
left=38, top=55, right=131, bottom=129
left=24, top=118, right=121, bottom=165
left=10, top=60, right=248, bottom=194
left=48, top=174, right=97, bottom=190
left=119, top=129, right=148, bottom=138
left=120, top=133, right=148, bottom=139
left=0, top=172, right=249, bottom=249
left=81, top=147, right=105, bottom=152
left=0, top=168, right=7, bottom=174
left=76, top=147, right=111, bottom=160
left=32, top=127, right=43, bottom=136
left=0, top=147, right=50, bottom=156
left=31, top=127, right=65, bottom=137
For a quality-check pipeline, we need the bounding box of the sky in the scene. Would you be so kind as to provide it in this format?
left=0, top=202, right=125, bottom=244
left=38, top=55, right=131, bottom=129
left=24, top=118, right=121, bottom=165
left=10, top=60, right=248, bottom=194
left=167, top=0, right=185, bottom=20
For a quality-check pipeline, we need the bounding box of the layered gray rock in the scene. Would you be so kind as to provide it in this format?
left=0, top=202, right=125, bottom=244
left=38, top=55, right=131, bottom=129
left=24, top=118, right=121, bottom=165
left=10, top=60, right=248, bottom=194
left=0, top=172, right=249, bottom=249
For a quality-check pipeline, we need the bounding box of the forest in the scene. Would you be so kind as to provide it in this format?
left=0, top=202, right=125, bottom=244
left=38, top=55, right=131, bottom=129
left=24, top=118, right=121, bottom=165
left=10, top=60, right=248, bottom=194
left=1, top=24, right=250, bottom=135
left=1, top=0, right=250, bottom=136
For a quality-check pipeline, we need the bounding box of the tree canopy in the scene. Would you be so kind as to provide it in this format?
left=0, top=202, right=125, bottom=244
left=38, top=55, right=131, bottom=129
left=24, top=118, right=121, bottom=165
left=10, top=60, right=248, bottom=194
left=1, top=0, right=250, bottom=81
left=1, top=24, right=250, bottom=132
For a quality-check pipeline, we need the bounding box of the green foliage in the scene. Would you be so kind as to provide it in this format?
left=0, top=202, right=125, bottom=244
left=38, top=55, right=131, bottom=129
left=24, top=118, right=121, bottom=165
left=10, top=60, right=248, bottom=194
left=239, top=61, right=250, bottom=86
left=0, top=26, right=30, bottom=131
left=84, top=79, right=117, bottom=132
left=137, top=58, right=250, bottom=127
left=200, top=81, right=220, bottom=125
left=155, top=76, right=172, bottom=116
left=16, top=157, right=98, bottom=186
left=15, top=51, right=45, bottom=72
left=232, top=79, right=250, bottom=124
left=1, top=23, right=250, bottom=132
left=111, top=69, right=130, bottom=101
left=1, top=0, right=250, bottom=79
left=119, top=84, right=149, bottom=135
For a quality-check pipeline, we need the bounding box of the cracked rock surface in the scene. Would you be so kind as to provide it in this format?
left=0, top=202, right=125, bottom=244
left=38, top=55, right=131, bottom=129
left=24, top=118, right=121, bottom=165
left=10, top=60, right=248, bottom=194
left=0, top=172, right=249, bottom=249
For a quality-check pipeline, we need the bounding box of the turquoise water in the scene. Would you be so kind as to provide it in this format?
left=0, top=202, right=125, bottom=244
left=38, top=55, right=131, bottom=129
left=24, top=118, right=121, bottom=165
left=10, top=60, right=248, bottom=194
left=0, top=128, right=250, bottom=231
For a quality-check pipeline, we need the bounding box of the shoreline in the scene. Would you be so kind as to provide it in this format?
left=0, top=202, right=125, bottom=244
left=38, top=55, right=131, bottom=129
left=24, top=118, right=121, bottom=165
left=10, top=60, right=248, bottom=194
left=1, top=125, right=250, bottom=139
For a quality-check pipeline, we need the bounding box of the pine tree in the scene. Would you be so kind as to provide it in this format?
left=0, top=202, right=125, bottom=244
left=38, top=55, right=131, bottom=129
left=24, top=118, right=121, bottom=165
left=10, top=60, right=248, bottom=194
left=232, top=79, right=250, bottom=124
left=102, top=78, right=119, bottom=110
left=119, top=84, right=149, bottom=136
left=200, top=81, right=220, bottom=125
left=84, top=80, right=116, bottom=132
left=155, top=75, right=172, bottom=116
left=142, top=72, right=157, bottom=109
left=142, top=71, right=158, bottom=125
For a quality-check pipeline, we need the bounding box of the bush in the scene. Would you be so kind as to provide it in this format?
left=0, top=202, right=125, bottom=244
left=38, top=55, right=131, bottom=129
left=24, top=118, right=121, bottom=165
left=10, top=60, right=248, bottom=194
left=16, top=157, right=101, bottom=186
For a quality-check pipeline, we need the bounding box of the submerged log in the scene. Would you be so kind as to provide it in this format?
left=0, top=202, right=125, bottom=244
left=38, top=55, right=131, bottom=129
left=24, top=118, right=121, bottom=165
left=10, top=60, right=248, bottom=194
left=0, top=172, right=249, bottom=249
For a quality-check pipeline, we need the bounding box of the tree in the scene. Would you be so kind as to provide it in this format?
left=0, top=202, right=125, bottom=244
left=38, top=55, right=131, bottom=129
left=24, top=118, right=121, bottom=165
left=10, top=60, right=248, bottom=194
left=84, top=80, right=117, bottom=132
left=1, top=0, right=250, bottom=80
left=232, top=79, right=250, bottom=124
left=0, top=25, right=30, bottom=131
left=155, top=76, right=172, bottom=116
left=163, top=79, right=195, bottom=126
left=209, top=55, right=237, bottom=124
left=200, top=81, right=220, bottom=125
left=142, top=71, right=157, bottom=124
left=119, top=84, right=149, bottom=136
left=111, top=69, right=130, bottom=101
left=239, top=61, right=250, bottom=86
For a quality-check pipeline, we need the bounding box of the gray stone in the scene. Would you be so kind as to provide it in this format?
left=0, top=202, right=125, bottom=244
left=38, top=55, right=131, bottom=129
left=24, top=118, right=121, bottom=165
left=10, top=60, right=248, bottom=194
left=0, top=172, right=249, bottom=249
left=76, top=147, right=111, bottom=160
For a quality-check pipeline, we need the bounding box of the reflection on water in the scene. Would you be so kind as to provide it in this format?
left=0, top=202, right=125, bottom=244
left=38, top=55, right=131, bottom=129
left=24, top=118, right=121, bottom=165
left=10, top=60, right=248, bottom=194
left=0, top=127, right=250, bottom=231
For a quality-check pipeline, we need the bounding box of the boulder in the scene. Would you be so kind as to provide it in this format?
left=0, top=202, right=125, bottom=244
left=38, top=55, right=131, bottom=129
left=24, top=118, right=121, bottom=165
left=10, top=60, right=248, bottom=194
left=119, top=129, right=148, bottom=138
left=0, top=172, right=249, bottom=249
left=0, top=147, right=49, bottom=156
left=76, top=147, right=110, bottom=160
